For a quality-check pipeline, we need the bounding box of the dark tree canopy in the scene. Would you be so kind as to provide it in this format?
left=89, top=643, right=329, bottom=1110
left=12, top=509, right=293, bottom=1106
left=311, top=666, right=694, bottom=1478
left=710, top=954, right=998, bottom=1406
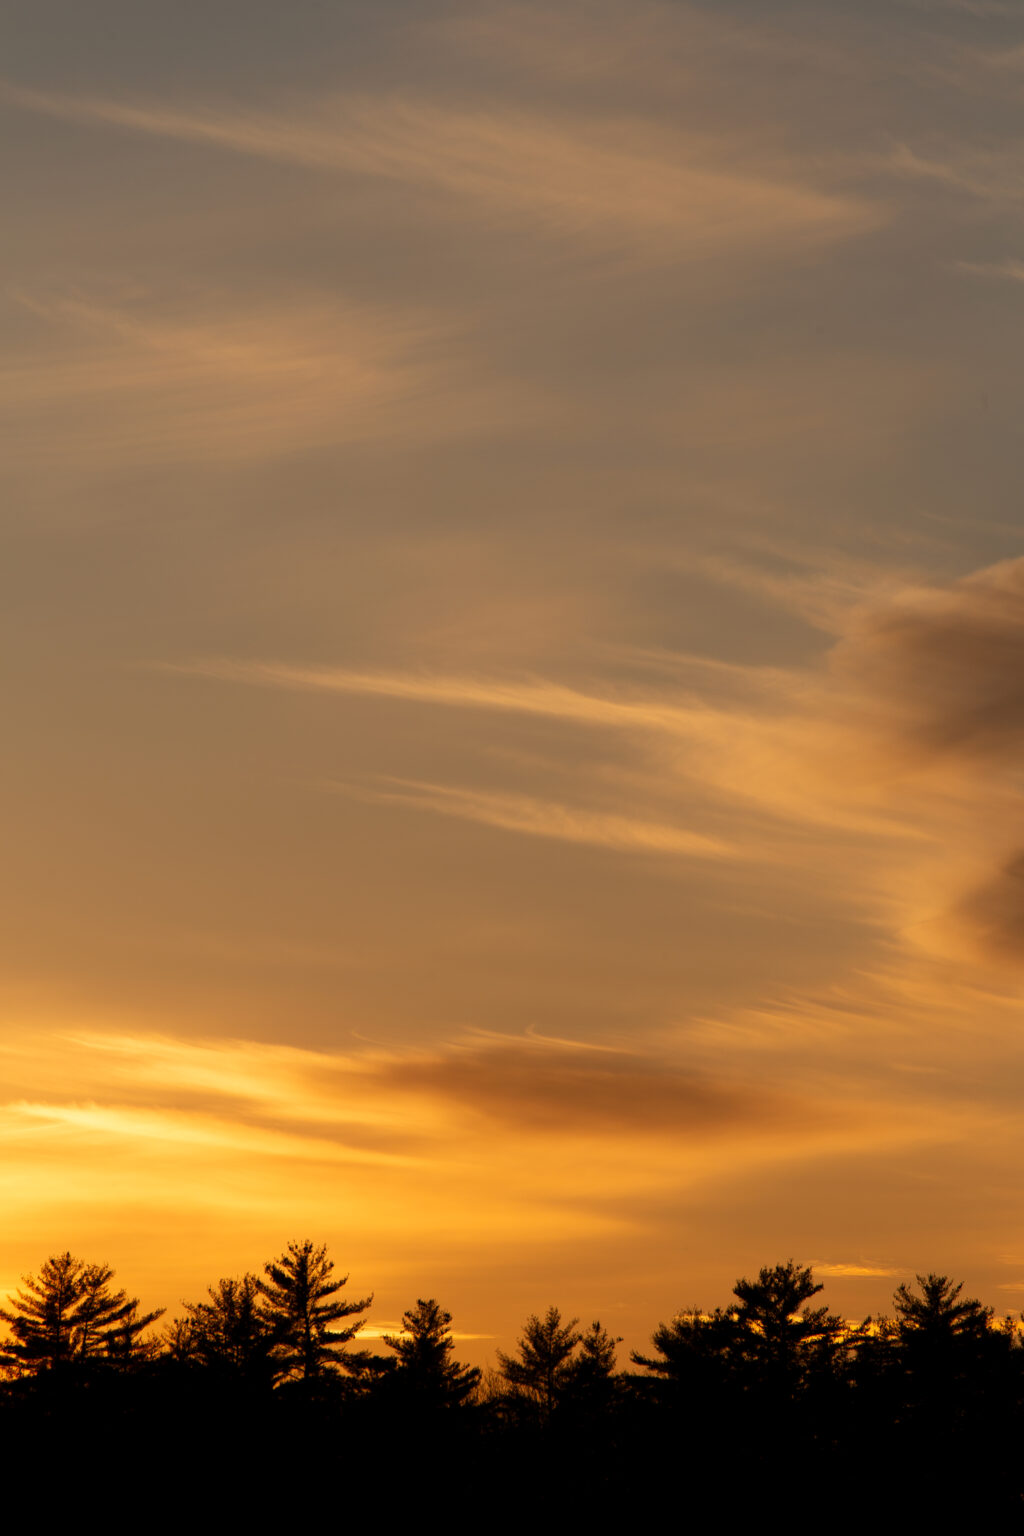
left=383, top=1298, right=480, bottom=1407
left=561, top=1318, right=622, bottom=1418
left=893, top=1273, right=993, bottom=1342
left=729, top=1259, right=847, bottom=1390
left=633, top=1305, right=735, bottom=1375
left=0, top=1252, right=162, bottom=1375
left=633, top=1259, right=850, bottom=1416
left=179, top=1273, right=276, bottom=1386
left=3, top=1242, right=1024, bottom=1523
left=631, top=1302, right=744, bottom=1439
left=574, top=1319, right=619, bottom=1380
left=886, top=1271, right=1008, bottom=1421
left=496, top=1306, right=583, bottom=1421
left=257, top=1239, right=372, bottom=1382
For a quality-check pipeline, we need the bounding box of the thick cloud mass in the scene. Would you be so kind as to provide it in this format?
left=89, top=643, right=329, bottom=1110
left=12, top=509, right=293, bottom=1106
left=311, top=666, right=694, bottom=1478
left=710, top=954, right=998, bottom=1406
left=953, top=852, right=1024, bottom=958
left=379, top=1037, right=798, bottom=1135
left=832, top=559, right=1024, bottom=760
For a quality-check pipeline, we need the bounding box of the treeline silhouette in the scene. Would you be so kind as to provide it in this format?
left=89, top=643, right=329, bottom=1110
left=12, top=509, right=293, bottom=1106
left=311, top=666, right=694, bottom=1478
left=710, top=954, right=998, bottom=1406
left=2, top=1245, right=1021, bottom=1518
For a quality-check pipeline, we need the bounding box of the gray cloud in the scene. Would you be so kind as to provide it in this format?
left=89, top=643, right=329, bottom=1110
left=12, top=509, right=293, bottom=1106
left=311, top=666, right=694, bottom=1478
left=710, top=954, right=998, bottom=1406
left=376, top=1036, right=809, bottom=1138
left=951, top=851, right=1024, bottom=959
left=830, top=558, right=1024, bottom=760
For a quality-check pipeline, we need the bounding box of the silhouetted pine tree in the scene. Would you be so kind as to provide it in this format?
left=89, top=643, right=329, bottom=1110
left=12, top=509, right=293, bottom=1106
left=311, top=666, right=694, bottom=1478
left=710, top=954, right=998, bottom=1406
left=257, top=1239, right=372, bottom=1382
left=564, top=1320, right=620, bottom=1408
left=496, top=1307, right=582, bottom=1424
left=179, top=1274, right=276, bottom=1388
left=845, top=1274, right=1023, bottom=1518
left=383, top=1298, right=480, bottom=1407
left=631, top=1300, right=742, bottom=1480
left=730, top=1259, right=846, bottom=1394
left=893, top=1272, right=992, bottom=1349
left=893, top=1274, right=1011, bottom=1435
left=632, top=1305, right=736, bottom=1392
left=633, top=1261, right=852, bottom=1516
left=0, top=1252, right=161, bottom=1375
left=101, top=1300, right=166, bottom=1370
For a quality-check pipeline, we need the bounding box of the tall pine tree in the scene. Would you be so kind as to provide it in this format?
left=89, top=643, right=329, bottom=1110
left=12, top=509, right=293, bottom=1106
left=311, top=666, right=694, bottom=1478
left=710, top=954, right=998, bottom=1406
left=496, top=1306, right=583, bottom=1423
left=180, top=1274, right=276, bottom=1387
left=257, top=1240, right=371, bottom=1382
left=383, top=1298, right=480, bottom=1407
left=0, top=1251, right=162, bottom=1374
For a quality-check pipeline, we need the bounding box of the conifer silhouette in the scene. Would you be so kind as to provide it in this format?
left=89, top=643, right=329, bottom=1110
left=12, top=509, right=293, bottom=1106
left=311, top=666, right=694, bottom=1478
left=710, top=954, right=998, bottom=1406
left=730, top=1259, right=845, bottom=1392
left=0, top=1251, right=162, bottom=1374
left=496, top=1306, right=583, bottom=1421
left=893, top=1273, right=992, bottom=1342
left=257, top=1239, right=372, bottom=1381
left=383, top=1297, right=480, bottom=1406
left=179, top=1273, right=276, bottom=1385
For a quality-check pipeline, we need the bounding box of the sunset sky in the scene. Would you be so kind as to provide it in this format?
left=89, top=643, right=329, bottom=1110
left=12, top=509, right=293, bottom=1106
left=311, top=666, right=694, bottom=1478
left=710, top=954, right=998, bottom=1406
left=5, top=0, right=1024, bottom=1360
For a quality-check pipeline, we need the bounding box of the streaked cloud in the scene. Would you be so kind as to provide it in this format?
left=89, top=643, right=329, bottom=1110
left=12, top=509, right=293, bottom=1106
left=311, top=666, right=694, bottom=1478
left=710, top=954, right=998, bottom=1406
left=1, top=291, right=523, bottom=470
left=2, top=82, right=879, bottom=263
left=170, top=557, right=1024, bottom=965
left=886, top=141, right=1024, bottom=205
left=954, top=257, right=1024, bottom=282
left=0, top=1022, right=982, bottom=1205
left=0, top=1011, right=1010, bottom=1350
left=6, top=1099, right=415, bottom=1167
left=810, top=1262, right=907, bottom=1279
left=375, top=1033, right=791, bottom=1136
left=332, top=777, right=736, bottom=860
left=166, top=657, right=720, bottom=738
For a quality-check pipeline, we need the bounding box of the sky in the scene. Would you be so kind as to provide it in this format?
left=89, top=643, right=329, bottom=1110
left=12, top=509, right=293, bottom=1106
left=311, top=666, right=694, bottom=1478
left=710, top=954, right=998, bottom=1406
left=5, top=0, right=1024, bottom=1362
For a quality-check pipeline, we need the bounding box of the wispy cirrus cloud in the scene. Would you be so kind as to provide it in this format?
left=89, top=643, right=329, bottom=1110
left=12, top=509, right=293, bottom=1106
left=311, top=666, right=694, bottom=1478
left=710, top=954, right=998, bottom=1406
left=330, top=777, right=737, bottom=860
left=6, top=1099, right=415, bottom=1168
left=954, top=256, right=1024, bottom=281
left=0, top=1023, right=966, bottom=1195
left=1, top=82, right=880, bottom=263
left=164, top=657, right=722, bottom=736
left=0, top=1024, right=898, bottom=1287
left=887, top=140, right=1024, bottom=204
left=3, top=998, right=1016, bottom=1346
left=167, top=557, right=1024, bottom=970
left=1, top=291, right=527, bottom=470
